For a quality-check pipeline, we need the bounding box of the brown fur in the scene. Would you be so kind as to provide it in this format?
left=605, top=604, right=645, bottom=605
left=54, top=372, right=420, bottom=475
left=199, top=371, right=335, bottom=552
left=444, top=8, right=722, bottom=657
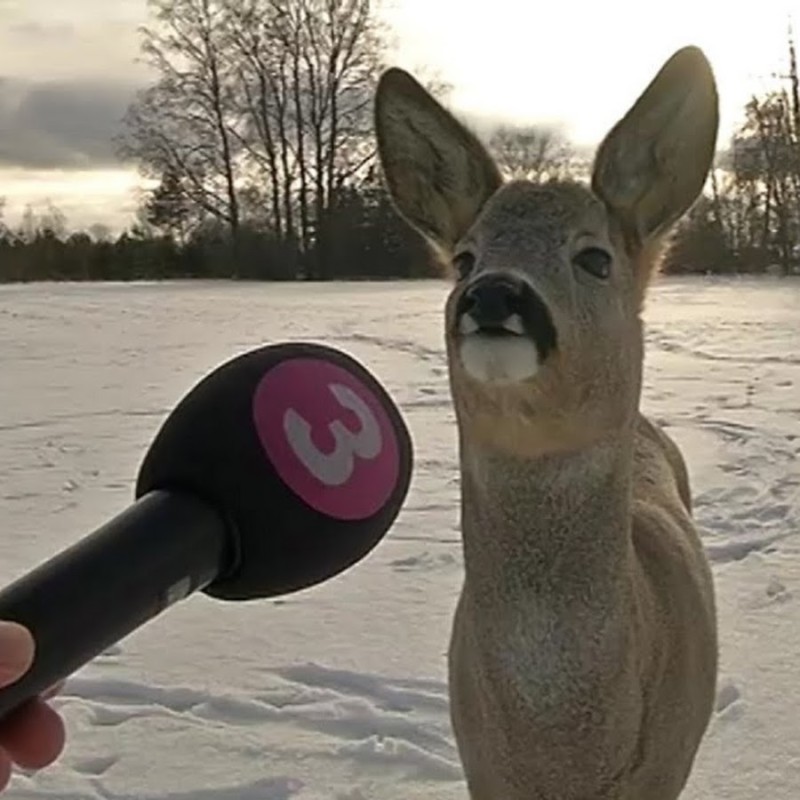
left=375, top=46, right=719, bottom=799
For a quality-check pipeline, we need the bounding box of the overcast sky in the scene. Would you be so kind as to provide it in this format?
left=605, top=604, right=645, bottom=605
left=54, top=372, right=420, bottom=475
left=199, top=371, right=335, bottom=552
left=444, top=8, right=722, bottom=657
left=0, top=0, right=796, bottom=230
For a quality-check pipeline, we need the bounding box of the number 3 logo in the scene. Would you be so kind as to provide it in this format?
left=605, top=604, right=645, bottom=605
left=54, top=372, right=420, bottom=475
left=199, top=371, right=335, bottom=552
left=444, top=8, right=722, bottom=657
left=253, top=357, right=400, bottom=520
left=282, top=384, right=383, bottom=486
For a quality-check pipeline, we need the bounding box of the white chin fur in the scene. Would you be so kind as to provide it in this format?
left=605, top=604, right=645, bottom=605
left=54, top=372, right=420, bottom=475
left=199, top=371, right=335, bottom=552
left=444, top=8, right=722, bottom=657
left=459, top=334, right=540, bottom=384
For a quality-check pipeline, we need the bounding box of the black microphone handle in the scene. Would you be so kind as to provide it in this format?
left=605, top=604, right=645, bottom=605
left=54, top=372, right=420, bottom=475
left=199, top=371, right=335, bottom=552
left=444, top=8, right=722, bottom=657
left=0, top=491, right=229, bottom=722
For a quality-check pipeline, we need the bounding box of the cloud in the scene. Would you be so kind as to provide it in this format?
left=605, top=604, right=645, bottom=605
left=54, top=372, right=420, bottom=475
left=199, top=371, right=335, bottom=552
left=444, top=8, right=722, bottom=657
left=0, top=2, right=151, bottom=84
left=4, top=20, right=78, bottom=40
left=0, top=77, right=140, bottom=169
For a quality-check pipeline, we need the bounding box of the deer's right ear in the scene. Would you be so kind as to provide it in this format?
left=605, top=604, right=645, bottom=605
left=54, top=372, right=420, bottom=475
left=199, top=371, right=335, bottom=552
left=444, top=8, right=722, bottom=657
left=374, top=68, right=502, bottom=252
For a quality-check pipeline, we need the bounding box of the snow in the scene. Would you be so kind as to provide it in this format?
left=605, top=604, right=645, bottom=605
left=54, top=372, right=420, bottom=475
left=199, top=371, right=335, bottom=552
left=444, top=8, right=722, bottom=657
left=0, top=276, right=798, bottom=799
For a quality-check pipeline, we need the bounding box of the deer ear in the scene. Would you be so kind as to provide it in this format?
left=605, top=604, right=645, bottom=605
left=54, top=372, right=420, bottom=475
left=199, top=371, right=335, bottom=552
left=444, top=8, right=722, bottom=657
left=591, top=46, right=719, bottom=242
left=374, top=68, right=502, bottom=252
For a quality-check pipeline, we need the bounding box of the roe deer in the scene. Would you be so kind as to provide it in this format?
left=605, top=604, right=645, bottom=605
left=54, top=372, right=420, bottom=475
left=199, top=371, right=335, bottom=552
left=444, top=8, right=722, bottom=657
left=374, top=46, right=719, bottom=799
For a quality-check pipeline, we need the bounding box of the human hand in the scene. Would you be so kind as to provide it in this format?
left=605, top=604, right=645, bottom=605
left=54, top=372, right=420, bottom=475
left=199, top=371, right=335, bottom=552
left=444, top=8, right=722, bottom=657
left=0, top=622, right=65, bottom=791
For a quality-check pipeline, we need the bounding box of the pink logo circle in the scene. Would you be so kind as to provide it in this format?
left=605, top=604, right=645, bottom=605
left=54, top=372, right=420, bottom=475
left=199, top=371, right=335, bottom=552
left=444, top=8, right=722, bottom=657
left=252, top=357, right=401, bottom=521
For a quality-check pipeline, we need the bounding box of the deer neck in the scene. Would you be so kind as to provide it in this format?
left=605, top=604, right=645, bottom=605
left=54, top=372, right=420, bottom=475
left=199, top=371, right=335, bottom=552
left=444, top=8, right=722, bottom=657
left=457, top=427, right=635, bottom=611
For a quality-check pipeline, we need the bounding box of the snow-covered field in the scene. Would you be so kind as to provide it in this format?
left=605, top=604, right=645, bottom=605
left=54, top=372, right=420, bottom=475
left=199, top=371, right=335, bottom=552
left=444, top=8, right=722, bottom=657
left=0, top=276, right=797, bottom=799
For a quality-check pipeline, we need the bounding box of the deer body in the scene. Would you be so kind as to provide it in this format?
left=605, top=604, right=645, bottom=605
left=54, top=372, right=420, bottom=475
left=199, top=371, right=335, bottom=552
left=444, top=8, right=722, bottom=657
left=449, top=413, right=716, bottom=798
left=375, top=47, right=719, bottom=799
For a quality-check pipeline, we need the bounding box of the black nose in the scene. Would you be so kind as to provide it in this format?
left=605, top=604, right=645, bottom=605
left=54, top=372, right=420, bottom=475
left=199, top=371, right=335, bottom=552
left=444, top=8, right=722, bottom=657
left=460, top=275, right=524, bottom=327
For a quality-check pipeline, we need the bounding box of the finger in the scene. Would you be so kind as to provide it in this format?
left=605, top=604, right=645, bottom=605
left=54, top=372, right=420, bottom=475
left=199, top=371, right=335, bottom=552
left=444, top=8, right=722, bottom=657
left=0, top=700, right=66, bottom=770
left=0, top=624, right=34, bottom=689
left=0, top=749, right=11, bottom=792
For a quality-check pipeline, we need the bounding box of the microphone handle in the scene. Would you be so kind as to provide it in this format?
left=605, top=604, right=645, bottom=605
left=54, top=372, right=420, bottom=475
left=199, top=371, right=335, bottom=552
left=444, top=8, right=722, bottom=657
left=0, top=491, right=229, bottom=722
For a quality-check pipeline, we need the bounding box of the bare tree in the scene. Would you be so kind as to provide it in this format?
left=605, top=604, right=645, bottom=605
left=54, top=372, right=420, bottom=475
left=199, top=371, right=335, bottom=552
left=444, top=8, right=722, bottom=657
left=221, top=0, right=294, bottom=240
left=88, top=223, right=113, bottom=243
left=19, top=202, right=68, bottom=243
left=120, top=0, right=243, bottom=241
left=120, top=0, right=455, bottom=278
left=221, top=0, right=390, bottom=276
left=735, top=91, right=800, bottom=272
left=298, top=0, right=387, bottom=276
left=143, top=166, right=196, bottom=244
left=0, top=198, right=8, bottom=240
left=700, top=23, right=800, bottom=274
left=487, top=124, right=574, bottom=183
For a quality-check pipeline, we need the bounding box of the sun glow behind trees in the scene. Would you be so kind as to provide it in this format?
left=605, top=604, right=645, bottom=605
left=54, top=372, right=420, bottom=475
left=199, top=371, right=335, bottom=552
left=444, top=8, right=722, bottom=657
left=0, top=1, right=798, bottom=279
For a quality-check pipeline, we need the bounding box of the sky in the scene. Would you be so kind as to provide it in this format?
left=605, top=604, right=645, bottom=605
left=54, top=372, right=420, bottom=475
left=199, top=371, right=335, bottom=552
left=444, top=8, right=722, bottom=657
left=0, top=0, right=796, bottom=232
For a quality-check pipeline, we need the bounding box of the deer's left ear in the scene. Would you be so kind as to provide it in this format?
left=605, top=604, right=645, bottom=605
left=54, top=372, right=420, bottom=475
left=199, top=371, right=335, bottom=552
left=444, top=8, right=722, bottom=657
left=591, top=46, right=719, bottom=243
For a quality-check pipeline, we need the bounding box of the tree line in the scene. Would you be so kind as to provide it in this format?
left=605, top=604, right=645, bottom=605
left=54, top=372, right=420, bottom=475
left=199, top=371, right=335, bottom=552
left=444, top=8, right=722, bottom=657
left=667, top=33, right=800, bottom=277
left=1, top=0, right=799, bottom=283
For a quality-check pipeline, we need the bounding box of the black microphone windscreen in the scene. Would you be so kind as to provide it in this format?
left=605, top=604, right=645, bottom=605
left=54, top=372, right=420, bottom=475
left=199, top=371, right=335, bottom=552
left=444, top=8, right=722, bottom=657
left=135, top=342, right=414, bottom=601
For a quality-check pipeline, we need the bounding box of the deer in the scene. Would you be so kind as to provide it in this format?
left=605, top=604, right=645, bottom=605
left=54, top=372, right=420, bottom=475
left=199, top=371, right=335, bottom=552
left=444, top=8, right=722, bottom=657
left=373, top=46, right=719, bottom=799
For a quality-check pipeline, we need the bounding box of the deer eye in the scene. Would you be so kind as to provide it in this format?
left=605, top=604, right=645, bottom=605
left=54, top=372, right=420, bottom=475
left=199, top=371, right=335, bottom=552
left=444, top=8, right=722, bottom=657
left=573, top=247, right=612, bottom=279
left=452, top=251, right=476, bottom=281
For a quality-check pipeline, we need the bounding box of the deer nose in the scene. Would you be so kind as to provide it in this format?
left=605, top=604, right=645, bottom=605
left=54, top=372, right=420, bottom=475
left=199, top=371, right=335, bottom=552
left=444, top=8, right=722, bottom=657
left=460, top=275, right=524, bottom=327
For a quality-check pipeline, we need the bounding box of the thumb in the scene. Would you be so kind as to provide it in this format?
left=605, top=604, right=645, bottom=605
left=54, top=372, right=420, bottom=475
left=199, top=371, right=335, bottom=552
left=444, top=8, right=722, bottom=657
left=0, top=622, right=34, bottom=689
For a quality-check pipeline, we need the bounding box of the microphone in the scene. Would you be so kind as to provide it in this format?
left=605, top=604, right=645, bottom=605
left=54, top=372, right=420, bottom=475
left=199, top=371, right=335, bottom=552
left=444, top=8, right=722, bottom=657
left=0, top=341, right=413, bottom=722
